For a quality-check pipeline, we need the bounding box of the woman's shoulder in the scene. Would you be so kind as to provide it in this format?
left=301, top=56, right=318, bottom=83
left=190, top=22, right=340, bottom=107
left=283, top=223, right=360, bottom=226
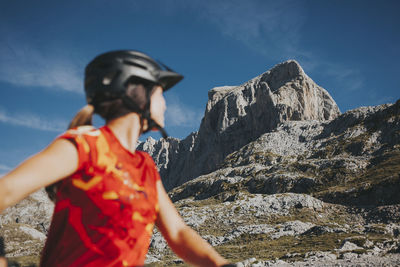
left=63, top=125, right=102, bottom=137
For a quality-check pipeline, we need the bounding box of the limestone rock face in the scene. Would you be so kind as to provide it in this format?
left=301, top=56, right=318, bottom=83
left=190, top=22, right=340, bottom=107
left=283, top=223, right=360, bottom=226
left=137, top=132, right=198, bottom=190
left=142, top=60, right=340, bottom=190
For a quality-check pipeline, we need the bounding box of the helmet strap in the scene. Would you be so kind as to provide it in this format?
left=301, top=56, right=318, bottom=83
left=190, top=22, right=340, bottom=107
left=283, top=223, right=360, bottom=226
left=121, top=93, right=169, bottom=139
left=149, top=118, right=169, bottom=139
left=141, top=109, right=169, bottom=139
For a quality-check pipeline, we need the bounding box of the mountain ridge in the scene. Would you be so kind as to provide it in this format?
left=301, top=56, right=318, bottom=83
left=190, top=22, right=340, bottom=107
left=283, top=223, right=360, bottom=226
left=139, top=59, right=341, bottom=190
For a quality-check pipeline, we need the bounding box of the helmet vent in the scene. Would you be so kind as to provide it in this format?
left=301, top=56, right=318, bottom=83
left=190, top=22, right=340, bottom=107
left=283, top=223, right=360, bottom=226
left=123, top=60, right=147, bottom=70
left=102, top=71, right=119, bottom=85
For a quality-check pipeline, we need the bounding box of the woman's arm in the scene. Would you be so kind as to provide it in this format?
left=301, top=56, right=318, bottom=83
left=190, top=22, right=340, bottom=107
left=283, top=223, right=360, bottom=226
left=155, top=180, right=230, bottom=267
left=0, top=139, right=79, bottom=213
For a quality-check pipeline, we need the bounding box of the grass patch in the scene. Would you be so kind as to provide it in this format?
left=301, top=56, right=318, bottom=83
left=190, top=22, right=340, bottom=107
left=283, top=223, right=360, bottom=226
left=215, top=233, right=345, bottom=262
left=7, top=255, right=39, bottom=267
left=315, top=150, right=400, bottom=206
left=266, top=206, right=357, bottom=227
left=222, top=150, right=280, bottom=168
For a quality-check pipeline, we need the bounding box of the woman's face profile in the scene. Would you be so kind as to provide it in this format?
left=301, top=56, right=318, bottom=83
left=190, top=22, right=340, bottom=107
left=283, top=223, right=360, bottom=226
left=150, top=86, right=166, bottom=128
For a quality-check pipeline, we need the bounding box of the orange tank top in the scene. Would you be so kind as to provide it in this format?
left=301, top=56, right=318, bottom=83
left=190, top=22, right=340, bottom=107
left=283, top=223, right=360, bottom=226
left=40, top=126, right=160, bottom=267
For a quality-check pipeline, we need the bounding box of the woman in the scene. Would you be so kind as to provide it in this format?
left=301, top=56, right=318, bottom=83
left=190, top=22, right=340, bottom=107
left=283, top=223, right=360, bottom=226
left=0, top=50, right=232, bottom=266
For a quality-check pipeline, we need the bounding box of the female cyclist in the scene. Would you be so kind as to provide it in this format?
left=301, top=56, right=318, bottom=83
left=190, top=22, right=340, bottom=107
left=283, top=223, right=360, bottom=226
left=0, top=50, right=232, bottom=267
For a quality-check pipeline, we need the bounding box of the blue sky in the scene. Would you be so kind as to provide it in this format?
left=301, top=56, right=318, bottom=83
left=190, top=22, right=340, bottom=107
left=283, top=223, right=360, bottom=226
left=0, top=0, right=399, bottom=174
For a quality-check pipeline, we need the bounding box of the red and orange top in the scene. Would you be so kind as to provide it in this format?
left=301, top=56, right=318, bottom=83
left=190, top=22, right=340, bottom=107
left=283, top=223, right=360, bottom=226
left=40, top=126, right=160, bottom=267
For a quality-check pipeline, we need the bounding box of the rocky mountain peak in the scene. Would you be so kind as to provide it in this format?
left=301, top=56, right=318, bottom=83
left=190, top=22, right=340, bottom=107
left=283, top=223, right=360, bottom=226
left=201, top=59, right=339, bottom=137
left=207, top=60, right=305, bottom=103
left=260, top=60, right=306, bottom=92
left=138, top=60, right=341, bottom=190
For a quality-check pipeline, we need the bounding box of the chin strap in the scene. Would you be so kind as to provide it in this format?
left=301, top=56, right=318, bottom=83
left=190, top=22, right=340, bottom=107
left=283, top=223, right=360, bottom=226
left=153, top=120, right=168, bottom=139
left=142, top=111, right=169, bottom=139
left=122, top=94, right=168, bottom=139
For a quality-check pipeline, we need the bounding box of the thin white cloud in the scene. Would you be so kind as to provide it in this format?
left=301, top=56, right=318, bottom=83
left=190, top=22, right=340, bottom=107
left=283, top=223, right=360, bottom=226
left=0, top=164, right=11, bottom=172
left=317, top=62, right=364, bottom=92
left=362, top=93, right=396, bottom=107
left=375, top=96, right=395, bottom=105
left=190, top=0, right=306, bottom=60
left=152, top=0, right=363, bottom=96
left=169, top=0, right=365, bottom=96
left=0, top=41, right=82, bottom=93
left=137, top=0, right=306, bottom=61
left=165, top=95, right=203, bottom=127
left=0, top=164, right=11, bottom=177
left=0, top=107, right=67, bottom=132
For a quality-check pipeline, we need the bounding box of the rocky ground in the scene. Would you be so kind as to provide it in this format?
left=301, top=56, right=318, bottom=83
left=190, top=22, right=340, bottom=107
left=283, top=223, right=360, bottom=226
left=0, top=60, right=399, bottom=266
left=0, top=190, right=54, bottom=266
left=145, top=100, right=400, bottom=266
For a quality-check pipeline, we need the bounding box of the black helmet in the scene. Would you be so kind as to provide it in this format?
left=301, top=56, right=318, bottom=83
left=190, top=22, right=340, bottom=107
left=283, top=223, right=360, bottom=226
left=84, top=50, right=183, bottom=138
left=85, top=50, right=183, bottom=105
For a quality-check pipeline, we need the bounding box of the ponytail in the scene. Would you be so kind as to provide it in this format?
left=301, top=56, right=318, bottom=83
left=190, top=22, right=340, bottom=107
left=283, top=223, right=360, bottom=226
left=68, top=104, right=95, bottom=129
left=46, top=104, right=95, bottom=202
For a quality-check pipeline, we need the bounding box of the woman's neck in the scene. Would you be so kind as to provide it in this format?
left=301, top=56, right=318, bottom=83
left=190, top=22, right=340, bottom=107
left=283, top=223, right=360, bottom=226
left=106, top=113, right=142, bottom=153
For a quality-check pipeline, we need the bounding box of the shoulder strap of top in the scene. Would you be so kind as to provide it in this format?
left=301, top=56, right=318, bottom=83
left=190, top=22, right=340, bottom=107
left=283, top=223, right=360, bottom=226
left=57, top=126, right=102, bottom=171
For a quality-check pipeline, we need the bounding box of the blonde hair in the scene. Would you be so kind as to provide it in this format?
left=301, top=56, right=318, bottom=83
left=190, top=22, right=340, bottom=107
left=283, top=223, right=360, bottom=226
left=68, top=104, right=95, bottom=129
